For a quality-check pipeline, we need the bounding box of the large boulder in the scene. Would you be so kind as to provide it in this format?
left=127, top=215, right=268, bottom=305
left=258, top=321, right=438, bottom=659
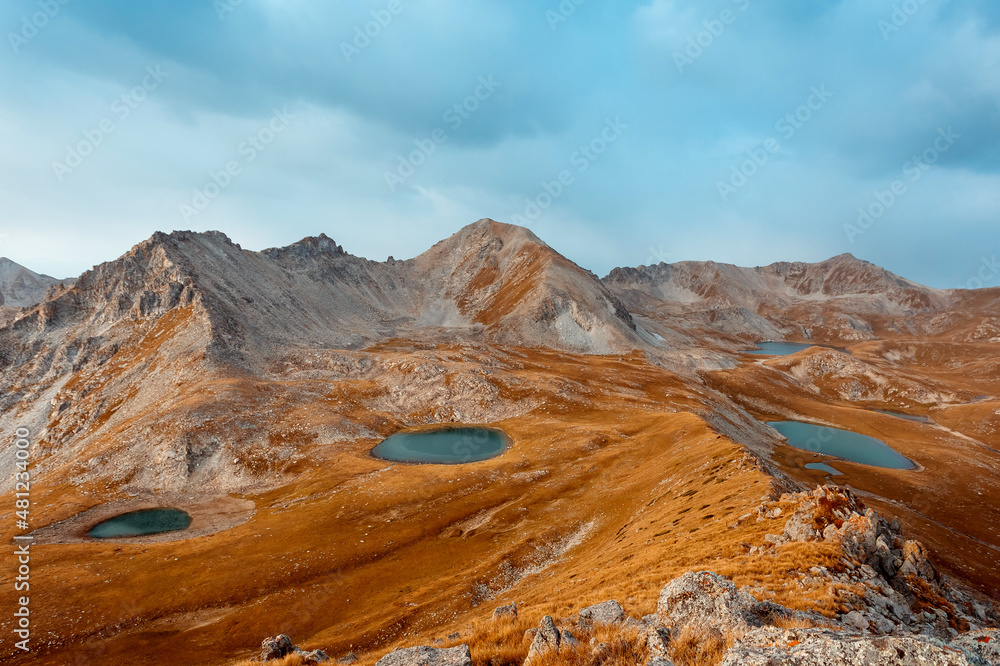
left=719, top=627, right=997, bottom=666
left=657, top=571, right=757, bottom=633
left=579, top=600, right=625, bottom=627
left=656, top=571, right=802, bottom=635
left=374, top=644, right=472, bottom=666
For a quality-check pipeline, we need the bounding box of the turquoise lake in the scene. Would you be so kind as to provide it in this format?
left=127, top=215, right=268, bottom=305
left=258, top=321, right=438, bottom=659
left=742, top=342, right=815, bottom=356
left=372, top=427, right=510, bottom=464
left=768, top=421, right=914, bottom=469
left=88, top=508, right=192, bottom=538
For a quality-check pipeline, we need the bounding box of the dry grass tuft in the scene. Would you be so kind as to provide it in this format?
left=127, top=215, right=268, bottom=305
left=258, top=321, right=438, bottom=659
left=440, top=613, right=537, bottom=666
left=668, top=625, right=735, bottom=666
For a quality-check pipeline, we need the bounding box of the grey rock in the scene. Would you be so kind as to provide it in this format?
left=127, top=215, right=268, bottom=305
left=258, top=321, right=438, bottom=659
left=842, top=611, right=868, bottom=632
left=493, top=603, right=517, bottom=620
left=374, top=644, right=472, bottom=666
left=525, top=616, right=561, bottom=663
left=579, top=600, right=625, bottom=626
left=560, top=629, right=580, bottom=649
left=645, top=626, right=671, bottom=657
left=337, top=653, right=359, bottom=665
left=720, top=627, right=996, bottom=666
left=782, top=509, right=818, bottom=542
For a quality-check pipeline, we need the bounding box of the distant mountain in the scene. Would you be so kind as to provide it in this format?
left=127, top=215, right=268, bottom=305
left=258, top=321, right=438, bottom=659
left=601, top=253, right=1000, bottom=344
left=0, top=257, right=69, bottom=308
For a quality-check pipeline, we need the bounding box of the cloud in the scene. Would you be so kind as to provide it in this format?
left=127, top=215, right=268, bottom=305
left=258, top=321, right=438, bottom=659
left=0, top=0, right=997, bottom=288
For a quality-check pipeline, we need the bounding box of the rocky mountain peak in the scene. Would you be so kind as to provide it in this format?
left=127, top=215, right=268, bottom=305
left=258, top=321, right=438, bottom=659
left=261, top=233, right=345, bottom=264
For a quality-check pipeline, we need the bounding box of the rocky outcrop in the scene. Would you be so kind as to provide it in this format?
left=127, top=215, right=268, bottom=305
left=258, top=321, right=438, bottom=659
left=746, top=485, right=993, bottom=638
left=374, top=644, right=472, bottom=666
left=656, top=571, right=821, bottom=637
left=719, top=626, right=1000, bottom=665
left=259, top=634, right=329, bottom=663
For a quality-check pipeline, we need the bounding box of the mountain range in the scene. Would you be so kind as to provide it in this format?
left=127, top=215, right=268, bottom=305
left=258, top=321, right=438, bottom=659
left=2, top=219, right=999, bottom=665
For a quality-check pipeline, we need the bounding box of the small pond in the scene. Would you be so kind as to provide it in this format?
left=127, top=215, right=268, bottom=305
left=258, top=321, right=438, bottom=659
left=87, top=508, right=192, bottom=538
left=371, top=427, right=510, bottom=464
left=874, top=409, right=932, bottom=424
left=742, top=342, right=815, bottom=356
left=768, top=421, right=914, bottom=469
left=805, top=462, right=845, bottom=476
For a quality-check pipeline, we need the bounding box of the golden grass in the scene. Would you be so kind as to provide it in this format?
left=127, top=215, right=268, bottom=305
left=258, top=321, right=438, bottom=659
left=11, top=343, right=977, bottom=666
left=668, top=625, right=734, bottom=666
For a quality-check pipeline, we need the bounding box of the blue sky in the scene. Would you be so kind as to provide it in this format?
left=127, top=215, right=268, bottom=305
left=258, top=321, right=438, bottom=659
left=0, top=0, right=997, bottom=288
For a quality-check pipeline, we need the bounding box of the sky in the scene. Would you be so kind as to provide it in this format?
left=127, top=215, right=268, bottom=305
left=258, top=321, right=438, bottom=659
left=0, top=0, right=998, bottom=289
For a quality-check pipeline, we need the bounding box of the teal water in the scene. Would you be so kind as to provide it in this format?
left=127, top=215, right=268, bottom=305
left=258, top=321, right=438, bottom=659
left=874, top=410, right=932, bottom=424
left=768, top=421, right=914, bottom=469
left=88, top=508, right=192, bottom=538
left=805, top=462, right=845, bottom=476
left=372, top=427, right=510, bottom=464
left=742, top=342, right=814, bottom=356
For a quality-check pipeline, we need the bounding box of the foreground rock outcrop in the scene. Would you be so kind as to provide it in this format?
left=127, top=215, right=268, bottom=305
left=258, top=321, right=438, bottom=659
left=743, top=485, right=994, bottom=638
left=720, top=626, right=1000, bottom=665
